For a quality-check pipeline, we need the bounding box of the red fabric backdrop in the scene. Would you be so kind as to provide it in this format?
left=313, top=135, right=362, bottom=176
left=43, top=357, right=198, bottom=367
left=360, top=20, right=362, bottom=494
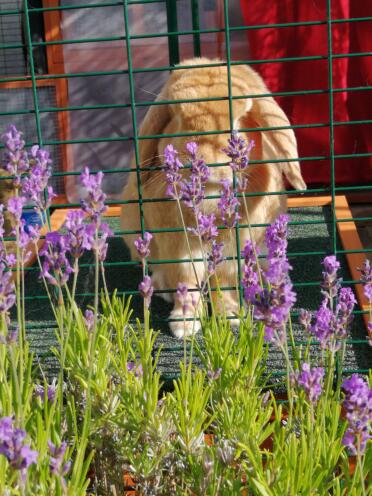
left=240, top=0, right=372, bottom=186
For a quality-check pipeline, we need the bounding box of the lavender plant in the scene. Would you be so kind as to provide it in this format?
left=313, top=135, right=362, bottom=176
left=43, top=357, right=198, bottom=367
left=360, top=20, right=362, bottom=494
left=0, top=125, right=370, bottom=495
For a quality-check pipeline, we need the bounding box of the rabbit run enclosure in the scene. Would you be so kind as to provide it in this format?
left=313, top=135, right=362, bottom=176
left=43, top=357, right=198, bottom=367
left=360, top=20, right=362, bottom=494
left=0, top=0, right=371, bottom=383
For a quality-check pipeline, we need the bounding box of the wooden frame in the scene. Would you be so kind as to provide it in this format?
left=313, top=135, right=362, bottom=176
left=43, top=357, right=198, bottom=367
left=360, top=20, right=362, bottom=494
left=0, top=0, right=70, bottom=194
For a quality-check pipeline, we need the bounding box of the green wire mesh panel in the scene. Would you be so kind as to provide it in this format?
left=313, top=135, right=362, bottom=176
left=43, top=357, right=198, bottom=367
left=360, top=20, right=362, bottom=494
left=0, top=0, right=371, bottom=381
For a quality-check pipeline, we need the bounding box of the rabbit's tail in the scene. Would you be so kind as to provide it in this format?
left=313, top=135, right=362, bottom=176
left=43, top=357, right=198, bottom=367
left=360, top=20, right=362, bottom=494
left=251, top=97, right=307, bottom=191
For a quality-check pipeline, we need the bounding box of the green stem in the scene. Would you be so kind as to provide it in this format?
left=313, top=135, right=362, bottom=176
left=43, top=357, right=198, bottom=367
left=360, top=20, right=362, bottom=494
left=240, top=177, right=264, bottom=289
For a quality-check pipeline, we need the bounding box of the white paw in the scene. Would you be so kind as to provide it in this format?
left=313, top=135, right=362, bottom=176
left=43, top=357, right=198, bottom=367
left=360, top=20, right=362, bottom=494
left=170, top=317, right=202, bottom=339
left=226, top=317, right=240, bottom=328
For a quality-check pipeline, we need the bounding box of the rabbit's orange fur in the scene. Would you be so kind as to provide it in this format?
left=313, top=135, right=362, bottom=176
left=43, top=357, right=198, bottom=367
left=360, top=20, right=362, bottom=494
left=121, top=58, right=306, bottom=337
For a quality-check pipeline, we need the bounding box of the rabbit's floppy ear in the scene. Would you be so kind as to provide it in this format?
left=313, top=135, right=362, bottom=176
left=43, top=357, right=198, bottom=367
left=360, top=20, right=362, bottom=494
left=250, top=96, right=307, bottom=191
left=135, top=82, right=171, bottom=184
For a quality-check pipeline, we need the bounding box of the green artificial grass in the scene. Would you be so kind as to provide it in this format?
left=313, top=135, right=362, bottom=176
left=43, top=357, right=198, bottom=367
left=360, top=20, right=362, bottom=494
left=21, top=206, right=371, bottom=382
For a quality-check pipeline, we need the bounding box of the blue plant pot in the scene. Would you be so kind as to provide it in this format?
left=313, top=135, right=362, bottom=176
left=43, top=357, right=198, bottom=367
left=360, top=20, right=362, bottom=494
left=21, top=210, right=46, bottom=233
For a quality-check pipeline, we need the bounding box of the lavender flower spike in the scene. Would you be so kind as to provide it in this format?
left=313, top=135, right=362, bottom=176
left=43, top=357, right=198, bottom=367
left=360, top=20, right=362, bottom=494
left=48, top=440, right=71, bottom=488
left=163, top=144, right=183, bottom=199
left=0, top=417, right=38, bottom=471
left=35, top=378, right=57, bottom=404
left=39, top=231, right=74, bottom=286
left=80, top=167, right=107, bottom=222
left=189, top=212, right=218, bottom=242
left=7, top=196, right=25, bottom=225
left=134, top=231, right=152, bottom=259
left=22, top=145, right=54, bottom=210
left=342, top=374, right=372, bottom=455
left=64, top=209, right=92, bottom=259
left=293, top=362, right=324, bottom=405
left=222, top=131, right=254, bottom=190
left=321, top=255, right=341, bottom=300
left=0, top=266, right=16, bottom=314
left=176, top=282, right=197, bottom=316
left=359, top=259, right=372, bottom=302
left=207, top=240, right=224, bottom=274
left=242, top=215, right=295, bottom=347
left=218, top=179, right=240, bottom=228
left=139, top=275, right=153, bottom=309
left=1, top=125, right=29, bottom=181
left=180, top=142, right=209, bottom=212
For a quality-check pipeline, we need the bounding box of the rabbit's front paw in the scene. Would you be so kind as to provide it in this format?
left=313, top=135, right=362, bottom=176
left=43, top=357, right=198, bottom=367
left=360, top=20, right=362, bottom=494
left=169, top=310, right=201, bottom=338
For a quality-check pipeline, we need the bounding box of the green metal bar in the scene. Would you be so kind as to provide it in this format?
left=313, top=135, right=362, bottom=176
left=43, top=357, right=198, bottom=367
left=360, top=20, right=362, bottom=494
left=1, top=88, right=371, bottom=117
left=23, top=1, right=52, bottom=231
left=122, top=0, right=146, bottom=243
left=190, top=0, right=201, bottom=57
left=166, top=0, right=180, bottom=65
left=223, top=0, right=243, bottom=305
left=2, top=57, right=372, bottom=84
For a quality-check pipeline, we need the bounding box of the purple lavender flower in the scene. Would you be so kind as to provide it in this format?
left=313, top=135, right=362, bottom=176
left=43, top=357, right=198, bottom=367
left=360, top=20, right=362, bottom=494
left=207, top=367, right=222, bottom=381
left=180, top=143, right=210, bottom=211
left=84, top=309, right=95, bottom=333
left=222, top=131, right=254, bottom=190
left=48, top=440, right=71, bottom=485
left=64, top=210, right=92, bottom=259
left=241, top=240, right=261, bottom=302
left=187, top=143, right=210, bottom=183
left=293, top=362, right=324, bottom=405
left=308, top=287, right=356, bottom=352
left=0, top=327, right=18, bottom=346
left=139, top=275, right=153, bottom=309
left=265, top=214, right=289, bottom=255
left=176, top=282, right=196, bottom=316
left=93, top=222, right=112, bottom=262
left=185, top=141, right=198, bottom=158
left=0, top=266, right=16, bottom=313
left=39, top=231, right=74, bottom=286
left=7, top=196, right=25, bottom=225
left=242, top=216, right=295, bottom=346
left=358, top=259, right=372, bottom=302
left=80, top=167, right=107, bottom=222
left=207, top=240, right=224, bottom=274
left=21, top=146, right=55, bottom=210
left=299, top=309, right=312, bottom=333
left=321, top=255, right=341, bottom=300
left=189, top=212, right=218, bottom=242
left=342, top=374, right=372, bottom=455
left=180, top=175, right=205, bottom=211
left=0, top=205, right=4, bottom=240
left=163, top=144, right=183, bottom=199
left=1, top=125, right=25, bottom=154
left=134, top=232, right=152, bottom=259
left=253, top=283, right=296, bottom=345
left=34, top=378, right=57, bottom=404
left=126, top=361, right=143, bottom=377
left=1, top=125, right=29, bottom=182
left=0, top=417, right=38, bottom=471
left=218, top=179, right=240, bottom=228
